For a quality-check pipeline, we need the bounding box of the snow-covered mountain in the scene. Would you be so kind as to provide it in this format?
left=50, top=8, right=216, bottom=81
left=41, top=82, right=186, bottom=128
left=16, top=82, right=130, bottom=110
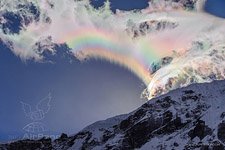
left=1, top=80, right=225, bottom=150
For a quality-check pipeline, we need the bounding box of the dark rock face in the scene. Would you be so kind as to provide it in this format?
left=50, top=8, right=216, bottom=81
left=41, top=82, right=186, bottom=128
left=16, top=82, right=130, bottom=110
left=184, top=140, right=225, bottom=150
left=2, top=80, right=225, bottom=149
left=220, top=112, right=225, bottom=119
left=188, top=120, right=213, bottom=140
left=120, top=108, right=147, bottom=131
left=154, top=117, right=187, bottom=135
left=218, top=122, right=225, bottom=144
left=78, top=132, right=99, bottom=150
left=117, top=90, right=209, bottom=149
left=122, top=118, right=156, bottom=149
left=0, top=138, right=52, bottom=150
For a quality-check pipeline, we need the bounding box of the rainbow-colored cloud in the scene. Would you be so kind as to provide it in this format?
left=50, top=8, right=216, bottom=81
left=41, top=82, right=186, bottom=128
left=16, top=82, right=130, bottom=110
left=1, top=0, right=225, bottom=99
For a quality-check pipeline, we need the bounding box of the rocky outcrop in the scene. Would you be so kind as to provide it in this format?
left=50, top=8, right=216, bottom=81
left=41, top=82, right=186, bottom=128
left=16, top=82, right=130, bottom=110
left=66, top=80, right=225, bottom=150
left=1, top=80, right=225, bottom=149
left=0, top=138, right=52, bottom=150
left=218, top=122, right=225, bottom=144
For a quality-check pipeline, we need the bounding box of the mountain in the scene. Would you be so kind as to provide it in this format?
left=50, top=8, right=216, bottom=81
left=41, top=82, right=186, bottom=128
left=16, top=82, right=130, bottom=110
left=1, top=80, right=225, bottom=150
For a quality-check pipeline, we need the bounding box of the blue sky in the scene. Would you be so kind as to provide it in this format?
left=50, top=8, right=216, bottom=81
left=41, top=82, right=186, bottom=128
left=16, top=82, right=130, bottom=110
left=205, top=0, right=225, bottom=18
left=0, top=0, right=225, bottom=142
left=90, top=0, right=149, bottom=12
left=0, top=41, right=145, bottom=141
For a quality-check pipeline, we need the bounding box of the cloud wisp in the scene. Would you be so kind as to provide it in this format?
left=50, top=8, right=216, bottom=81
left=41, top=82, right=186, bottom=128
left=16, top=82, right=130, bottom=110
left=1, top=0, right=225, bottom=99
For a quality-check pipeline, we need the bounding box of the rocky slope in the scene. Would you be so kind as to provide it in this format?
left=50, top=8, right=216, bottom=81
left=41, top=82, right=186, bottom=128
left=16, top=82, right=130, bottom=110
left=1, top=80, right=225, bottom=149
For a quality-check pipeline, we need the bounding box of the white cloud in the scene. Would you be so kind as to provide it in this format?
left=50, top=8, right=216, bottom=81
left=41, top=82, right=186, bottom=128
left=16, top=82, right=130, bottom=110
left=1, top=0, right=225, bottom=99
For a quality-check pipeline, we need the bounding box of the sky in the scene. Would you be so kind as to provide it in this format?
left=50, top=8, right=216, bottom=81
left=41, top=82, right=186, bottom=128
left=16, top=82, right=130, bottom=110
left=205, top=0, right=225, bottom=18
left=90, top=0, right=149, bottom=12
left=0, top=41, right=145, bottom=141
left=0, top=0, right=225, bottom=142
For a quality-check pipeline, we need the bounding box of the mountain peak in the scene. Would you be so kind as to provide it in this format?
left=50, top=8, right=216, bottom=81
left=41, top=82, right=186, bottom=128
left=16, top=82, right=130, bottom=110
left=1, top=80, right=225, bottom=149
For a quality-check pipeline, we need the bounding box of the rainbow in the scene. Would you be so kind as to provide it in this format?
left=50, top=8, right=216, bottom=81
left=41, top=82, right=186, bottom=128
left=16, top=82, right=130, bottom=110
left=58, top=27, right=173, bottom=85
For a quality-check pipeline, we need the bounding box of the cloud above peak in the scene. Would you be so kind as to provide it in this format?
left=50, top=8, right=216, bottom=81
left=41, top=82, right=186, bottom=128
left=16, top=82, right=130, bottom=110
left=1, top=0, right=225, bottom=99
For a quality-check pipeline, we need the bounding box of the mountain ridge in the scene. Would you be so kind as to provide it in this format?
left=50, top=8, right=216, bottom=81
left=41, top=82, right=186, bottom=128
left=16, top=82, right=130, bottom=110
left=1, top=80, right=225, bottom=150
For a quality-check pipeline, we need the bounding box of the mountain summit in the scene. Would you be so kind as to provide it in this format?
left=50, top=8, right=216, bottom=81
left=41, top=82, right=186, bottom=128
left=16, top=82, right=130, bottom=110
left=1, top=80, right=225, bottom=149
